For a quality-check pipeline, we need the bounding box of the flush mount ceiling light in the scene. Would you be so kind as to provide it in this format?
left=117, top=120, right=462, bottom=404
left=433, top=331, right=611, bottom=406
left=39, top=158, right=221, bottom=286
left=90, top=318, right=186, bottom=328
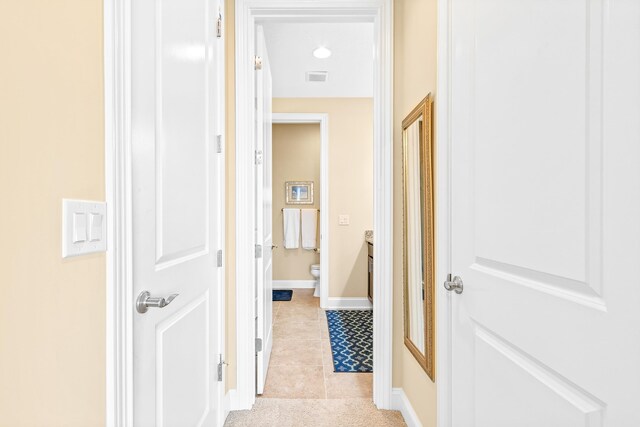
left=313, top=47, right=332, bottom=59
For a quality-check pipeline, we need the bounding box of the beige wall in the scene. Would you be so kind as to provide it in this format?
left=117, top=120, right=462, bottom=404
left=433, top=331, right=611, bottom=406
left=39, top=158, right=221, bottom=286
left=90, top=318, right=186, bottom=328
left=274, top=98, right=374, bottom=299
left=272, top=124, right=321, bottom=280
left=393, top=0, right=438, bottom=425
left=224, top=0, right=238, bottom=392
left=0, top=1, right=105, bottom=426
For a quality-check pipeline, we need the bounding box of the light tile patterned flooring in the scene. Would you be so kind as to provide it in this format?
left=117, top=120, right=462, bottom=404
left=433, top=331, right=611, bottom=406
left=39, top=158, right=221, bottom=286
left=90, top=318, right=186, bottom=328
left=263, top=289, right=373, bottom=399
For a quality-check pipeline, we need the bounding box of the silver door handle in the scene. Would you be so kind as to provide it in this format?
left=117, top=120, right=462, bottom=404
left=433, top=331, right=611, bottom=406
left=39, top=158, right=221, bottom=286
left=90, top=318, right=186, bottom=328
left=444, top=274, right=464, bottom=294
left=136, top=291, right=179, bottom=314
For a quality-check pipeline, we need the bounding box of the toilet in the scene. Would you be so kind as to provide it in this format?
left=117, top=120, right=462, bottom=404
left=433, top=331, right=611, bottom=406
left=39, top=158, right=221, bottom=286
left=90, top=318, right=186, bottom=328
left=310, top=264, right=320, bottom=297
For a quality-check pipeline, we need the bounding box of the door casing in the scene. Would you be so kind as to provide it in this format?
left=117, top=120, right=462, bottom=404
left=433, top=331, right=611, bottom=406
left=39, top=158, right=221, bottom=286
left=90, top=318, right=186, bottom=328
left=104, top=0, right=227, bottom=425
left=234, top=0, right=394, bottom=411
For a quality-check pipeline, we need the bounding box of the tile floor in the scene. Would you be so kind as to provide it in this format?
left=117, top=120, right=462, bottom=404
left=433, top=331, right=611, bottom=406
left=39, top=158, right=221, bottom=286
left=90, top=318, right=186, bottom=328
left=263, top=288, right=373, bottom=400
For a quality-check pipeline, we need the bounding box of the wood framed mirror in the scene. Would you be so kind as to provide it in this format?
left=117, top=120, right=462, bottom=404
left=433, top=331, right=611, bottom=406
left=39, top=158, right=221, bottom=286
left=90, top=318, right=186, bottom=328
left=402, top=93, right=435, bottom=381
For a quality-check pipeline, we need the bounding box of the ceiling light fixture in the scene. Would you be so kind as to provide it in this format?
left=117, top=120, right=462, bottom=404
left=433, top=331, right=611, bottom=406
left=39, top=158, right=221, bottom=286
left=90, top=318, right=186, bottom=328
left=313, top=47, right=332, bottom=59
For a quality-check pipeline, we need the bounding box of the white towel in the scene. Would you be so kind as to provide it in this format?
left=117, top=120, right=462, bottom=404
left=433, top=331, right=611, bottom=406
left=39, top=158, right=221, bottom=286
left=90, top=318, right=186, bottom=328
left=301, top=209, right=318, bottom=250
left=283, top=209, right=300, bottom=249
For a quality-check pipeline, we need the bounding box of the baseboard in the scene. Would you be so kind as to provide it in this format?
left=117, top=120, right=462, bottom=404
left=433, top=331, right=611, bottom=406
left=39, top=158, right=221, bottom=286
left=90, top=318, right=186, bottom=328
left=272, top=280, right=316, bottom=289
left=391, top=388, right=422, bottom=427
left=224, top=389, right=238, bottom=420
left=323, top=297, right=372, bottom=310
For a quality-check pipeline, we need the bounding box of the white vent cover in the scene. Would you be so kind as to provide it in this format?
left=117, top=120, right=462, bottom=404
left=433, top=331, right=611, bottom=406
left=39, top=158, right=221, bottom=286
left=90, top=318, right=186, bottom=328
left=306, top=71, right=329, bottom=82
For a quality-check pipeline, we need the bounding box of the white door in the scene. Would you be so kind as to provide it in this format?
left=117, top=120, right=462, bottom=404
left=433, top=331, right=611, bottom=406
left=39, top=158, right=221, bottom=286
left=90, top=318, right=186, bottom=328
left=446, top=0, right=640, bottom=425
left=255, top=25, right=274, bottom=395
left=131, top=0, right=223, bottom=425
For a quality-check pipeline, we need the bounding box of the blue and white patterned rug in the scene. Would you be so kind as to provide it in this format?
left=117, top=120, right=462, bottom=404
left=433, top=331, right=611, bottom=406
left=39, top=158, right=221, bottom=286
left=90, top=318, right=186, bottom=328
left=326, top=310, right=373, bottom=373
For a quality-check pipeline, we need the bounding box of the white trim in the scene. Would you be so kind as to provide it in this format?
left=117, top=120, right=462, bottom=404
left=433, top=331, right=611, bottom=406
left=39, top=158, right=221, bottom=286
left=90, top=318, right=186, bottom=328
left=272, top=280, right=317, bottom=289
left=324, top=297, right=373, bottom=310
left=105, top=0, right=133, bottom=425
left=435, top=0, right=453, bottom=425
left=272, top=112, right=329, bottom=308
left=224, top=389, right=239, bottom=420
left=391, top=388, right=423, bottom=427
left=235, top=0, right=393, bottom=411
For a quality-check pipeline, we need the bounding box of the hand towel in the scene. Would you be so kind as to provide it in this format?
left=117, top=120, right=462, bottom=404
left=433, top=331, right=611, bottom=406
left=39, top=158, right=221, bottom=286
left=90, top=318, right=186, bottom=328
left=301, top=208, right=318, bottom=250
left=283, top=208, right=300, bottom=249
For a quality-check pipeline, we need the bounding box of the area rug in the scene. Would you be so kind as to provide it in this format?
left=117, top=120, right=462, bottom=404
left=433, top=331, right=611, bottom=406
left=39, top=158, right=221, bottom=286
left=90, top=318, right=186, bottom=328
left=272, top=289, right=293, bottom=301
left=326, top=310, right=373, bottom=372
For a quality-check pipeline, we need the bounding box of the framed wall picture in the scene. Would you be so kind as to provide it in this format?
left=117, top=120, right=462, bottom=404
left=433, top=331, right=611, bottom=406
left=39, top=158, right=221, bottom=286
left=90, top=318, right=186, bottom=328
left=285, top=181, right=314, bottom=205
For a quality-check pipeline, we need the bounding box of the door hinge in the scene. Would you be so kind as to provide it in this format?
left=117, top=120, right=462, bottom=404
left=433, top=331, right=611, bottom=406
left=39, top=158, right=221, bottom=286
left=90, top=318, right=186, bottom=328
left=255, top=338, right=263, bottom=353
left=217, top=354, right=228, bottom=382
left=255, top=244, right=262, bottom=259
left=217, top=249, right=223, bottom=267
left=254, top=56, right=263, bottom=70
left=255, top=149, right=263, bottom=165
left=216, top=11, right=223, bottom=38
left=216, top=135, right=222, bottom=154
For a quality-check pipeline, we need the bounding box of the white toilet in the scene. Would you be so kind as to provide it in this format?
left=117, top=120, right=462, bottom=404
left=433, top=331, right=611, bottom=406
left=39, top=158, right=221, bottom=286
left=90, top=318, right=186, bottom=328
left=310, top=264, right=320, bottom=297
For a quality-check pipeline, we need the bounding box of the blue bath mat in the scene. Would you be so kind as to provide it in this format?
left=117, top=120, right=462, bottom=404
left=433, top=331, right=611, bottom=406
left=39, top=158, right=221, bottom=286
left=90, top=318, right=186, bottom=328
left=326, top=310, right=373, bottom=373
left=273, top=290, right=293, bottom=301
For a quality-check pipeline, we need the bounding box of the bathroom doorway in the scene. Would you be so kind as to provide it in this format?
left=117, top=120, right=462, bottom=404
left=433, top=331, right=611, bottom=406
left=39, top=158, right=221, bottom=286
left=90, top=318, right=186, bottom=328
left=234, top=0, right=393, bottom=412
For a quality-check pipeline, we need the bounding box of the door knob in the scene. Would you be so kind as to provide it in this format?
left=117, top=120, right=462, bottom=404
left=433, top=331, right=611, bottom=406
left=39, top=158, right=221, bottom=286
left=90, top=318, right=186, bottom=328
left=444, top=274, right=464, bottom=294
left=271, top=244, right=278, bottom=250
left=136, top=291, right=179, bottom=314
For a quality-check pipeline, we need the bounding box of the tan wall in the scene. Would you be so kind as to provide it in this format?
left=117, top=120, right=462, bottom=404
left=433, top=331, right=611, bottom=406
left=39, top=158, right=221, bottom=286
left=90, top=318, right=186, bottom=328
left=0, top=1, right=105, bottom=426
left=272, top=124, right=321, bottom=280
left=393, top=0, right=438, bottom=425
left=274, top=98, right=374, bottom=299
left=224, top=0, right=238, bottom=392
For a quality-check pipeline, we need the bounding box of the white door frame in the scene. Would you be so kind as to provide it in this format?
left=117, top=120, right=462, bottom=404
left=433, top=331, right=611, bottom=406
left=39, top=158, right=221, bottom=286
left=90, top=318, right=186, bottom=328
left=435, top=0, right=453, bottom=424
left=104, top=0, right=227, bottom=425
left=234, top=0, right=393, bottom=410
left=272, top=113, right=329, bottom=308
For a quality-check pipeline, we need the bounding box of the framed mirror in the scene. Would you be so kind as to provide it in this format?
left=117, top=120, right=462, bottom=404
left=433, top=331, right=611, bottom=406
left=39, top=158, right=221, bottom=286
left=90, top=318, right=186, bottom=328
left=402, top=94, right=435, bottom=380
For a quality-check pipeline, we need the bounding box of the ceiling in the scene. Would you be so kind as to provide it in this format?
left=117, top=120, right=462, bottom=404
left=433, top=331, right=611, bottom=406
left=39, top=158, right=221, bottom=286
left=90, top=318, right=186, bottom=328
left=261, top=22, right=374, bottom=98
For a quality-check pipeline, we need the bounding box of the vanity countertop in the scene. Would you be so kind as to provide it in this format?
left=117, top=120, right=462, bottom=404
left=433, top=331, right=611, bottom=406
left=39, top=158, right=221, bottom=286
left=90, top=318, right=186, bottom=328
left=365, top=230, right=373, bottom=245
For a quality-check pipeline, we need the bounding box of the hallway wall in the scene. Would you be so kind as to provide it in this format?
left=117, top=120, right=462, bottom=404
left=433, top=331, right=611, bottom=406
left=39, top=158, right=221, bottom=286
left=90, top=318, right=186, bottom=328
left=274, top=98, right=374, bottom=299
left=393, top=0, right=438, bottom=425
left=0, top=1, right=105, bottom=425
left=272, top=124, right=321, bottom=281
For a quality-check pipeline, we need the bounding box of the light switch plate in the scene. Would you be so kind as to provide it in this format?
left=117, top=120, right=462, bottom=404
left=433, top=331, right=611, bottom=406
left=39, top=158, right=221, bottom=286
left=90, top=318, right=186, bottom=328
left=338, top=214, right=350, bottom=226
left=62, top=199, right=107, bottom=258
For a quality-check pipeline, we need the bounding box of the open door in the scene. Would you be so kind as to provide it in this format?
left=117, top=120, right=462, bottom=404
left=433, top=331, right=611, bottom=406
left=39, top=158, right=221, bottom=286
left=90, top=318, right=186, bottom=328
left=444, top=0, right=640, bottom=425
left=130, top=0, right=223, bottom=424
left=255, top=25, right=274, bottom=395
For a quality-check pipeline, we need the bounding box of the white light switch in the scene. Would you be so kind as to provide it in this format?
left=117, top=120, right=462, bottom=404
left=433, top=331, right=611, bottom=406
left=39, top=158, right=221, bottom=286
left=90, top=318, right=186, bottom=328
left=63, top=199, right=107, bottom=258
left=73, top=213, right=87, bottom=243
left=338, top=214, right=350, bottom=226
left=89, top=213, right=103, bottom=242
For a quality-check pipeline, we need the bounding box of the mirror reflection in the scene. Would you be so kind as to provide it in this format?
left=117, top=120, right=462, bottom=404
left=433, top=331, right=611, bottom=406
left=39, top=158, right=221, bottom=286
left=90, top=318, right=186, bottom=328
left=402, top=94, right=435, bottom=381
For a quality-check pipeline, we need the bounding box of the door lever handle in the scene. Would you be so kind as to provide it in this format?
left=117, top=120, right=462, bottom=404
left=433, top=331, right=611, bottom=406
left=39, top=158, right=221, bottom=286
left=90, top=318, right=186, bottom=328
left=444, top=274, right=464, bottom=294
left=136, top=291, right=179, bottom=314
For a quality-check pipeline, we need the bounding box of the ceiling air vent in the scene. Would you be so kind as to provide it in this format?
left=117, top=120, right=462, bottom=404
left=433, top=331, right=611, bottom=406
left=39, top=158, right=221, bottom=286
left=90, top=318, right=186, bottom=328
left=306, top=71, right=329, bottom=83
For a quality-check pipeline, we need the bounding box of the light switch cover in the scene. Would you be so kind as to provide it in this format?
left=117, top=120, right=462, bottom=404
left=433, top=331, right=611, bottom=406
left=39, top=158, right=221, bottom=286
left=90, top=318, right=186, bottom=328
left=63, top=199, right=107, bottom=258
left=338, top=214, right=350, bottom=226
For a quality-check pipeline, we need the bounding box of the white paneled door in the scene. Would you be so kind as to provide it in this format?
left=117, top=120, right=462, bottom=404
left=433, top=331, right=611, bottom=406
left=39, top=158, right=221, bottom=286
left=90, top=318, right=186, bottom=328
left=131, top=0, right=223, bottom=425
left=445, top=0, right=640, bottom=426
left=255, top=25, right=274, bottom=395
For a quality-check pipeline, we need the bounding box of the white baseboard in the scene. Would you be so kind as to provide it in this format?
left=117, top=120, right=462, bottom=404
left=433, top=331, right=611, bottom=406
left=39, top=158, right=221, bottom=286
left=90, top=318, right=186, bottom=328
left=224, top=389, right=238, bottom=420
left=273, top=280, right=316, bottom=289
left=391, top=388, right=422, bottom=427
left=323, top=297, right=372, bottom=310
